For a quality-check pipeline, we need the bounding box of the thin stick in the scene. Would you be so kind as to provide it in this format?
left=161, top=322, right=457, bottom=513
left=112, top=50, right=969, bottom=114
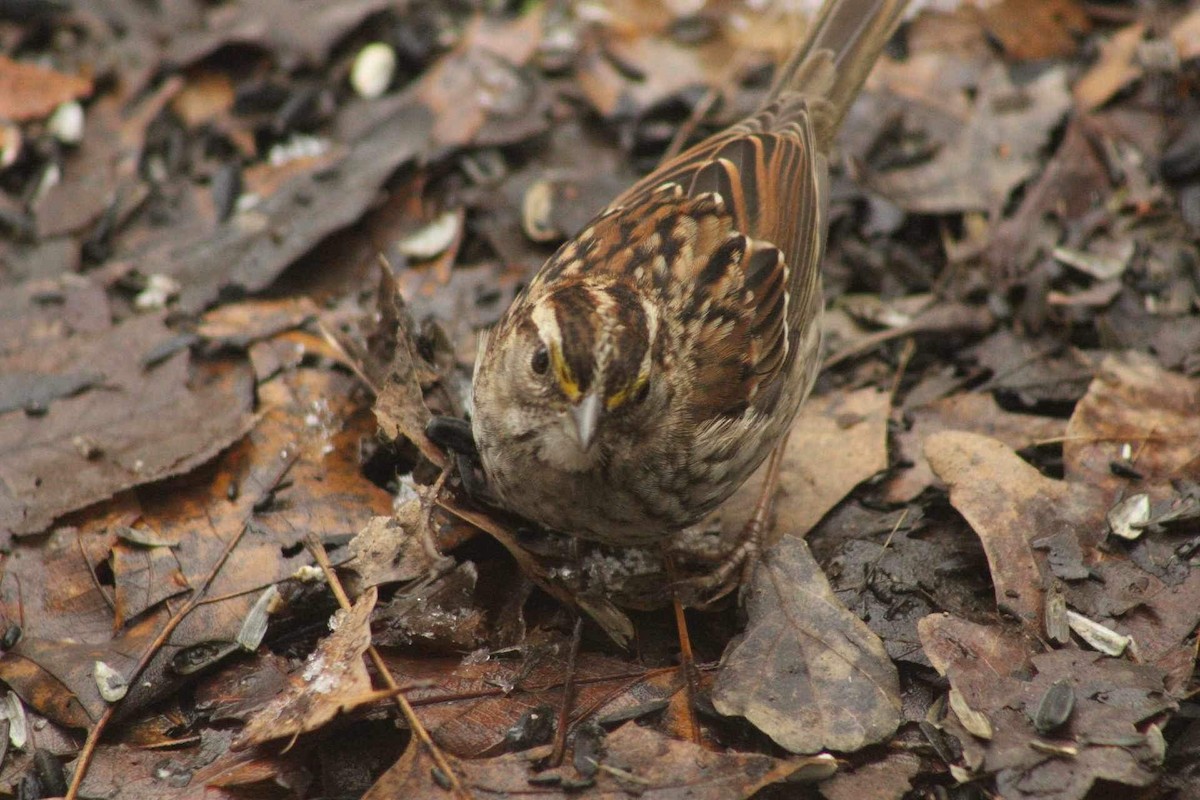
left=548, top=614, right=585, bottom=767
left=306, top=536, right=473, bottom=800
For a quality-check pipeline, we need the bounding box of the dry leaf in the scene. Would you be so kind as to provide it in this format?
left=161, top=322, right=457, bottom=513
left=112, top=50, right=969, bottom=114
left=365, top=720, right=823, bottom=799
left=0, top=55, right=92, bottom=121
left=1064, top=351, right=1200, bottom=496
left=925, top=431, right=1105, bottom=627
left=236, top=588, right=378, bottom=748
left=920, top=613, right=1174, bottom=800
left=1074, top=23, right=1145, bottom=112
left=713, top=534, right=900, bottom=754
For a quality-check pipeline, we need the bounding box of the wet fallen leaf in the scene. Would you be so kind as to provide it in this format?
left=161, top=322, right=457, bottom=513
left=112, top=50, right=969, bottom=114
left=969, top=329, right=1097, bottom=406
left=34, top=85, right=170, bottom=240
left=377, top=648, right=669, bottom=757
left=111, top=536, right=190, bottom=628
left=818, top=751, right=921, bottom=800
left=818, top=503, right=992, bottom=668
left=342, top=506, right=447, bottom=594
left=927, top=427, right=1200, bottom=691
left=925, top=431, right=1105, bottom=627
left=78, top=729, right=249, bottom=800
left=865, top=65, right=1071, bottom=214
left=373, top=562, right=486, bottom=653
left=166, top=0, right=396, bottom=71
left=920, top=613, right=1175, bottom=800
left=0, top=310, right=255, bottom=539
left=0, top=366, right=391, bottom=728
left=125, top=101, right=432, bottom=313
left=415, top=12, right=549, bottom=150
left=986, top=119, right=1114, bottom=282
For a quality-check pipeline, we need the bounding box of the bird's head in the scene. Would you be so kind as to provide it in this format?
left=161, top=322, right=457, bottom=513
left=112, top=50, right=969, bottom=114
left=472, top=280, right=660, bottom=471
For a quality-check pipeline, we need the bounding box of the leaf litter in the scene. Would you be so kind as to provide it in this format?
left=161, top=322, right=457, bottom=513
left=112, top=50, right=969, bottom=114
left=0, top=0, right=1199, bottom=798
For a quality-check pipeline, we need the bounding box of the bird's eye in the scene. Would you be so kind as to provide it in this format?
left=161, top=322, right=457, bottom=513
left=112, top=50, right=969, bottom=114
left=531, top=344, right=549, bottom=375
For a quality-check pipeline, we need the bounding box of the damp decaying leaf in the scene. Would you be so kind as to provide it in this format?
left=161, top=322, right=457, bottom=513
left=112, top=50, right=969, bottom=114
left=984, top=117, right=1113, bottom=283
left=0, top=306, right=256, bottom=540
left=377, top=647, right=686, bottom=758
left=920, top=614, right=1175, bottom=800
left=572, top=1, right=785, bottom=123
left=414, top=12, right=550, bottom=150
left=968, top=329, right=1098, bottom=406
left=326, top=265, right=459, bottom=469
left=122, top=102, right=433, bottom=313
left=815, top=501, right=993, bottom=670
left=365, top=720, right=828, bottom=800
left=925, top=431, right=1105, bottom=627
left=926, top=425, right=1200, bottom=692
left=818, top=751, right=920, bottom=800
left=165, top=0, right=397, bottom=72
left=342, top=506, right=448, bottom=594
left=926, top=398, right=1200, bottom=690
left=713, top=534, right=901, bottom=755
left=864, top=65, right=1072, bottom=214
left=0, top=366, right=391, bottom=730
left=372, top=560, right=487, bottom=654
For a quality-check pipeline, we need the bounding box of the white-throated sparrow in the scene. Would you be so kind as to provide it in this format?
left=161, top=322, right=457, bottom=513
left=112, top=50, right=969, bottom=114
left=471, top=1, right=908, bottom=562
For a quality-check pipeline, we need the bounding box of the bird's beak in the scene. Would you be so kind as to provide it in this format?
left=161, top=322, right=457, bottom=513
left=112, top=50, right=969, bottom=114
left=571, top=391, right=602, bottom=451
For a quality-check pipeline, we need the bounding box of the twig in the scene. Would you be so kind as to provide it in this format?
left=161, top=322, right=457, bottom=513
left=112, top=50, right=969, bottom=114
left=306, top=535, right=473, bottom=800
left=548, top=614, right=584, bottom=767
left=864, top=508, right=909, bottom=590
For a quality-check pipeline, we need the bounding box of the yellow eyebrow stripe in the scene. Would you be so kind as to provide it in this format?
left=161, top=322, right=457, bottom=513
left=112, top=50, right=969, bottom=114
left=550, top=343, right=581, bottom=401
left=604, top=372, right=648, bottom=411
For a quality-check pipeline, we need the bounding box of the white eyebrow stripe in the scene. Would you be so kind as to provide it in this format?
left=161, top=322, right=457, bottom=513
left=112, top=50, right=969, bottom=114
left=592, top=284, right=617, bottom=381
left=530, top=298, right=561, bottom=353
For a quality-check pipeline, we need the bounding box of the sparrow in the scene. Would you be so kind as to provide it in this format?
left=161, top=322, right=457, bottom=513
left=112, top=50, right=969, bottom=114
left=469, top=0, right=908, bottom=577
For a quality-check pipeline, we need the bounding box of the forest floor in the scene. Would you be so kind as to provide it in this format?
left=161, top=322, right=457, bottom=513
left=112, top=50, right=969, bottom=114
left=1, top=1, right=1199, bottom=798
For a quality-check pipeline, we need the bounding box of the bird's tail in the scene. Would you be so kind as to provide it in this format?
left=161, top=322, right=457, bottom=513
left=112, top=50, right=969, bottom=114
left=769, top=0, right=909, bottom=138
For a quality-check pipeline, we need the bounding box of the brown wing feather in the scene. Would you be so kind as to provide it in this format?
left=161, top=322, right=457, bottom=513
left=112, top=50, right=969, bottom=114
left=603, top=102, right=826, bottom=419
